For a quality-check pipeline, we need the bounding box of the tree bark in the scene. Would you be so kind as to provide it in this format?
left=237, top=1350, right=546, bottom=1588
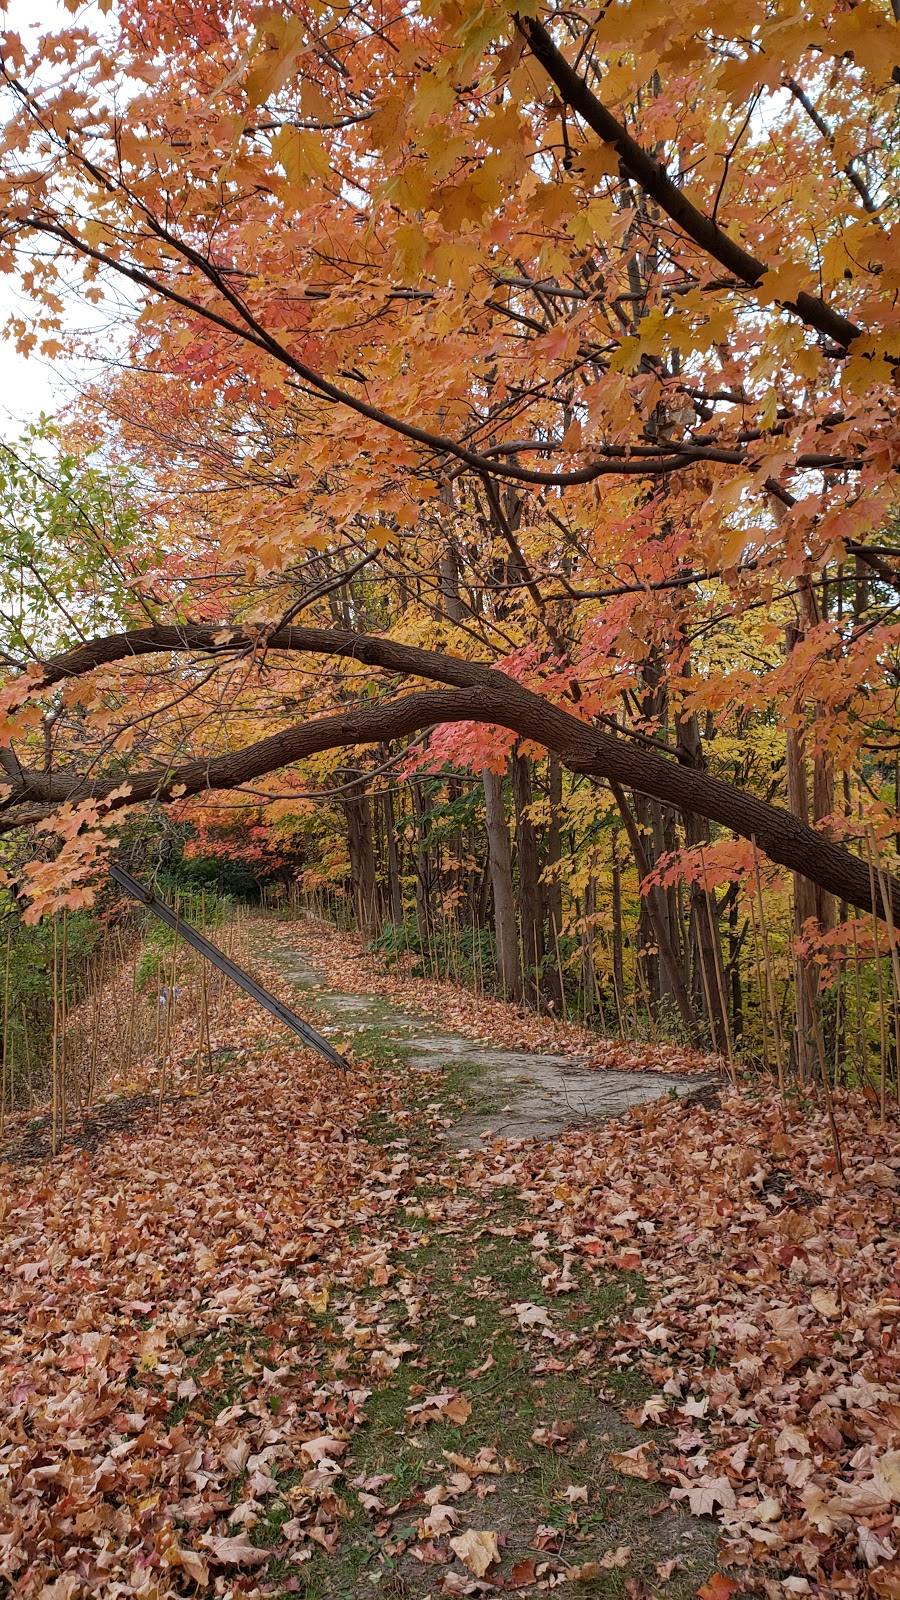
left=482, top=767, right=521, bottom=1001
left=543, top=755, right=565, bottom=1011
left=382, top=783, right=404, bottom=926
left=580, top=877, right=596, bottom=1017
left=675, top=701, right=730, bottom=1053
left=412, top=782, right=433, bottom=955
left=610, top=781, right=701, bottom=1042
left=342, top=777, right=378, bottom=937
left=516, top=15, right=860, bottom=351
left=13, top=622, right=900, bottom=925
left=611, top=841, right=625, bottom=1030
left=512, top=751, right=544, bottom=1009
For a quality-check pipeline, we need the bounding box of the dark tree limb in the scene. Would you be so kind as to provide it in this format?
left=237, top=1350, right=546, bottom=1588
left=3, top=621, right=899, bottom=922
left=515, top=15, right=863, bottom=352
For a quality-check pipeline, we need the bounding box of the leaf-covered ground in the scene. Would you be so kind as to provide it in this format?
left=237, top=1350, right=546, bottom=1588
left=1, top=917, right=899, bottom=1600
left=291, top=921, right=713, bottom=1078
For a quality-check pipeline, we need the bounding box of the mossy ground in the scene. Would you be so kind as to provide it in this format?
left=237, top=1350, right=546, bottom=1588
left=230, top=941, right=721, bottom=1598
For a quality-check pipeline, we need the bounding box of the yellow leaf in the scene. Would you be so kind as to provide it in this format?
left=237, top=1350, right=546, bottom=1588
left=754, top=263, right=812, bottom=307
left=411, top=70, right=457, bottom=125
left=759, top=387, right=778, bottom=430
left=245, top=15, right=307, bottom=106
left=389, top=166, right=432, bottom=215
left=272, top=126, right=330, bottom=184
left=578, top=142, right=621, bottom=184
left=392, top=223, right=427, bottom=283
left=449, top=1529, right=500, bottom=1576
left=567, top=196, right=614, bottom=251
left=827, top=6, right=898, bottom=81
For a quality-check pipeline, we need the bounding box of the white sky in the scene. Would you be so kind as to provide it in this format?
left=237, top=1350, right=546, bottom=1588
left=0, top=0, right=110, bottom=430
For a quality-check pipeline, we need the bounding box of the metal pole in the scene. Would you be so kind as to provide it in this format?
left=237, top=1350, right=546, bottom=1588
left=108, top=865, right=349, bottom=1072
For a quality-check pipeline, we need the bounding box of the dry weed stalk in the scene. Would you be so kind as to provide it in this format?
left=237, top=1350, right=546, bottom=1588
left=868, top=828, right=900, bottom=1108
left=864, top=835, right=889, bottom=1122
left=752, top=840, right=785, bottom=1099
left=1, top=931, right=9, bottom=1134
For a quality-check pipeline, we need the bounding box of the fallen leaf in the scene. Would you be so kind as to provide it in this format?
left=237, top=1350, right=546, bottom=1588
left=680, top=1477, right=736, bottom=1516
left=810, top=1287, right=840, bottom=1319
left=200, top=1533, right=271, bottom=1566
left=413, top=1540, right=452, bottom=1565
left=300, top=1434, right=346, bottom=1463
left=422, top=1503, right=460, bottom=1537
left=512, top=1301, right=551, bottom=1329
left=869, top=1565, right=900, bottom=1598
left=859, top=1162, right=897, bottom=1188
left=875, top=1451, right=900, bottom=1502
left=630, top=1395, right=667, bottom=1427
left=697, top=1578, right=741, bottom=1600
left=599, top=1545, right=631, bottom=1568
left=171, top=1547, right=210, bottom=1585
left=443, top=1448, right=501, bottom=1477
left=444, top=1393, right=473, bottom=1425
left=609, top=1445, right=658, bottom=1481
left=449, top=1528, right=501, bottom=1576
left=655, top=1557, right=681, bottom=1579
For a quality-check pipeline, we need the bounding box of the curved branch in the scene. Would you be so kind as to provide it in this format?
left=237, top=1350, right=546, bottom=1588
left=4, top=210, right=693, bottom=491
left=8, top=620, right=900, bottom=922
left=0, top=689, right=486, bottom=826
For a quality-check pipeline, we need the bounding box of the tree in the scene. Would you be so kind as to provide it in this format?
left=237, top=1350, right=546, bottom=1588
left=0, top=0, right=899, bottom=938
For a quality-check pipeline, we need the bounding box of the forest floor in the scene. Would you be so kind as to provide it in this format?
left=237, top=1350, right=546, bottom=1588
left=1, top=916, right=899, bottom=1600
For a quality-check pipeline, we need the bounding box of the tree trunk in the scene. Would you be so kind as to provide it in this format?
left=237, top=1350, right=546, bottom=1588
left=382, top=782, right=404, bottom=926
left=412, top=782, right=434, bottom=955
left=610, top=781, right=701, bottom=1043
left=482, top=767, right=521, bottom=1000
left=633, top=793, right=661, bottom=1010
left=439, top=548, right=463, bottom=623
left=785, top=621, right=819, bottom=1081
left=675, top=703, right=730, bottom=1053
left=611, top=842, right=625, bottom=1030
left=512, top=751, right=544, bottom=1009
left=728, top=893, right=744, bottom=1046
left=543, top=755, right=565, bottom=1011
left=26, top=622, right=900, bottom=929
left=343, top=778, right=378, bottom=936
left=648, top=796, right=681, bottom=1008
left=580, top=876, right=596, bottom=1017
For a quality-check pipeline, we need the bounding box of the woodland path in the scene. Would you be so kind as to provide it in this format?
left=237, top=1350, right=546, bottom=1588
left=7, top=923, right=893, bottom=1598
left=249, top=924, right=724, bottom=1598
left=268, top=934, right=720, bottom=1148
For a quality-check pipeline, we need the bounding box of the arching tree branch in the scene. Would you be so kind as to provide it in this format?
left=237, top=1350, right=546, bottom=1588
left=5, top=621, right=899, bottom=922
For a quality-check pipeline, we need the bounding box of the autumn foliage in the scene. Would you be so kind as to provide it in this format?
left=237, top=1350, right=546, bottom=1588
left=3, top=9, right=900, bottom=1599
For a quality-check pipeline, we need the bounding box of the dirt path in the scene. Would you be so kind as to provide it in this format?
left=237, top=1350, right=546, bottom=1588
left=272, top=938, right=719, bottom=1148
left=245, top=931, right=722, bottom=1597
left=3, top=920, right=894, bottom=1599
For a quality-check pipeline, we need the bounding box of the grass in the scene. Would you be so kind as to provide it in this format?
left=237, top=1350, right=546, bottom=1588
left=260, top=1197, right=717, bottom=1598
left=232, top=935, right=723, bottom=1598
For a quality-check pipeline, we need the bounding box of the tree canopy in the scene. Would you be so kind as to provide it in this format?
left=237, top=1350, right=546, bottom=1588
left=0, top=0, right=898, bottom=926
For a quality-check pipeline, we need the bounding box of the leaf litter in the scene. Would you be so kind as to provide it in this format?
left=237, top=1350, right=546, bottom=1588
left=0, top=917, right=896, bottom=1599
